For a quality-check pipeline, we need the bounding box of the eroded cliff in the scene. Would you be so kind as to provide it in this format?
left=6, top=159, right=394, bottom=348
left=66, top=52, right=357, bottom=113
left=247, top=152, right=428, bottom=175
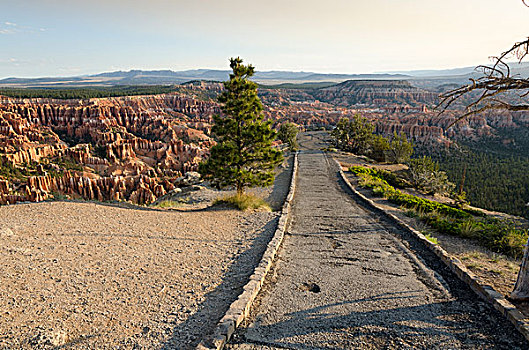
left=0, top=92, right=217, bottom=205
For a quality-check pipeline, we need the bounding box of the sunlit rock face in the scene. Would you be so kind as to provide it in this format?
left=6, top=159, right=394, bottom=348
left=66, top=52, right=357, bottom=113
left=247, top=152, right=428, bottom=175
left=0, top=93, right=216, bottom=205
left=259, top=80, right=529, bottom=147
left=313, top=80, right=438, bottom=107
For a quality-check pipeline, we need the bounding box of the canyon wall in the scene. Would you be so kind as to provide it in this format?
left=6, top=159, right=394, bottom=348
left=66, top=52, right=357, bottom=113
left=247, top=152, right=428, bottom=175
left=0, top=92, right=217, bottom=205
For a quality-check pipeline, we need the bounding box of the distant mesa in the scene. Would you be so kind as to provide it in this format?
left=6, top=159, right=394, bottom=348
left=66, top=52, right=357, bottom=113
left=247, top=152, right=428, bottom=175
left=0, top=69, right=412, bottom=88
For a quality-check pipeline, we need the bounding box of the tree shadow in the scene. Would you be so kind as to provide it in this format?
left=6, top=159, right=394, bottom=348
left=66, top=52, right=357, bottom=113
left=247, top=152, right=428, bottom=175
left=159, top=217, right=279, bottom=350
left=264, top=154, right=294, bottom=211
left=233, top=292, right=525, bottom=349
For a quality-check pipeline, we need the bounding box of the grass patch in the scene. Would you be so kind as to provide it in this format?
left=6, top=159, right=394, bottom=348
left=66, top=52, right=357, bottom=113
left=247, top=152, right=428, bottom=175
left=152, top=200, right=182, bottom=208
left=214, top=193, right=271, bottom=211
left=350, top=165, right=406, bottom=188
left=423, top=233, right=439, bottom=245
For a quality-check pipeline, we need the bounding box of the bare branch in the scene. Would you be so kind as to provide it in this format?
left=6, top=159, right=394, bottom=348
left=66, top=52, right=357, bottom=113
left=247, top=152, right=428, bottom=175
left=436, top=36, right=529, bottom=126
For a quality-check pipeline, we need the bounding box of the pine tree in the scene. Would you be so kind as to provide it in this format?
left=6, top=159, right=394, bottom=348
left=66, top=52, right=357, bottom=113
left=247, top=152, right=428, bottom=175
left=199, top=57, right=283, bottom=195
left=385, top=132, right=413, bottom=164
left=278, top=122, right=299, bottom=151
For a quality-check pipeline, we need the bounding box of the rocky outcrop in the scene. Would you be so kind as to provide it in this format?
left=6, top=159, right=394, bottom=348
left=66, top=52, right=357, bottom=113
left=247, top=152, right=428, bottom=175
left=2, top=81, right=527, bottom=206
left=0, top=172, right=176, bottom=205
left=260, top=80, right=528, bottom=146
left=312, top=80, right=437, bottom=107
left=0, top=92, right=216, bottom=205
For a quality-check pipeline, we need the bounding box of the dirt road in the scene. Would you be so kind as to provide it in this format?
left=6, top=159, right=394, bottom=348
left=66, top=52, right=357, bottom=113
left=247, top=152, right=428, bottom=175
left=228, top=132, right=527, bottom=349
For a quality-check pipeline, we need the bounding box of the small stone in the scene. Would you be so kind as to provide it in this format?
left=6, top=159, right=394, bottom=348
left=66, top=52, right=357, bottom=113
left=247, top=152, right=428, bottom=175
left=300, top=282, right=321, bottom=293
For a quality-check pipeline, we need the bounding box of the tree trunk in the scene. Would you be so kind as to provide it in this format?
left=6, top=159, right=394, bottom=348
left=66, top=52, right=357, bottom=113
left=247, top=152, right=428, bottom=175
left=511, top=237, right=529, bottom=301
left=236, top=183, right=244, bottom=196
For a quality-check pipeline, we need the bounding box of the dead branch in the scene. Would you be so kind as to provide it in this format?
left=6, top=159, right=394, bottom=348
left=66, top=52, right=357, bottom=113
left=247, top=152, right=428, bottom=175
left=437, top=37, right=529, bottom=126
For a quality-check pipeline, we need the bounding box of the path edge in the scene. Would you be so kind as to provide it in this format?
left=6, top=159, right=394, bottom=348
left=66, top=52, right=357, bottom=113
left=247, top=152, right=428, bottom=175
left=333, top=157, right=529, bottom=341
left=197, top=152, right=299, bottom=349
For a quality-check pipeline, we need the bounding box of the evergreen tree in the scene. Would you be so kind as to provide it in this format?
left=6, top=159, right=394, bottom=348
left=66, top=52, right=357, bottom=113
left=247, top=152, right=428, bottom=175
left=199, top=57, right=283, bottom=195
left=330, top=117, right=351, bottom=150
left=385, top=132, right=413, bottom=164
left=278, top=122, right=299, bottom=151
left=368, top=134, right=390, bottom=162
left=348, top=114, right=375, bottom=154
left=330, top=114, right=374, bottom=154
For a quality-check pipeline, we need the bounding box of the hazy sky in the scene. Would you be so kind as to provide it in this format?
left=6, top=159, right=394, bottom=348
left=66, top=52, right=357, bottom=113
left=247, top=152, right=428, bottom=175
left=1, top=0, right=528, bottom=78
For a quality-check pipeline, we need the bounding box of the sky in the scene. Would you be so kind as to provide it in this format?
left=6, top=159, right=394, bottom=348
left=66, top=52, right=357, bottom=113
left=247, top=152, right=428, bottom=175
left=1, top=0, right=529, bottom=78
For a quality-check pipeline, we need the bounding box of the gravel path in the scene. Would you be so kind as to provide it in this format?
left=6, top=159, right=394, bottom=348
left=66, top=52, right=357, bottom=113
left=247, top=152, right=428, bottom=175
left=0, top=157, right=292, bottom=349
left=228, top=132, right=528, bottom=349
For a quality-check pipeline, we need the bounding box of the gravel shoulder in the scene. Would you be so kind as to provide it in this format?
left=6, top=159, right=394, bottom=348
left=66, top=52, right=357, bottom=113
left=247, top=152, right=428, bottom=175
left=0, top=156, right=293, bottom=349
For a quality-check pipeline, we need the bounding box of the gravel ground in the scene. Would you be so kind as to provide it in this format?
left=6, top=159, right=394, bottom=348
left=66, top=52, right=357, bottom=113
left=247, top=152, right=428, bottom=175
left=0, top=157, right=292, bottom=349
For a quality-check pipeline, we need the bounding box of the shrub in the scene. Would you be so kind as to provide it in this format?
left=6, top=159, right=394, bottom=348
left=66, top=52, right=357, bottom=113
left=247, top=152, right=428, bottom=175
left=356, top=173, right=399, bottom=197
left=493, top=229, right=527, bottom=259
left=331, top=115, right=375, bottom=154
left=349, top=166, right=406, bottom=188
left=213, top=193, right=271, bottom=211
left=385, top=132, right=414, bottom=164
left=458, top=219, right=480, bottom=239
left=368, top=134, right=390, bottom=162
left=387, top=192, right=470, bottom=219
left=407, top=156, right=455, bottom=195
left=351, top=164, right=527, bottom=258
left=277, top=122, right=299, bottom=151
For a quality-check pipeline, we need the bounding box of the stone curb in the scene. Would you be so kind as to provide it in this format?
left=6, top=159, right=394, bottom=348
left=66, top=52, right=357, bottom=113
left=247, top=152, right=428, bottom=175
left=333, top=158, right=529, bottom=342
left=197, top=152, right=299, bottom=349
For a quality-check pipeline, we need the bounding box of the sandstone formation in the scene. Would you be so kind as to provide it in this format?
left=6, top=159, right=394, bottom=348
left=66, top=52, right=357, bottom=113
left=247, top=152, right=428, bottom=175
left=260, top=80, right=529, bottom=146
left=0, top=91, right=217, bottom=205
left=313, top=80, right=438, bottom=107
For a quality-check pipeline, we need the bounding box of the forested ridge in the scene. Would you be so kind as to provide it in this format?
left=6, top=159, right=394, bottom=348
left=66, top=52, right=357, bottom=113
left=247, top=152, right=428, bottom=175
left=0, top=85, right=179, bottom=99
left=423, top=127, right=529, bottom=219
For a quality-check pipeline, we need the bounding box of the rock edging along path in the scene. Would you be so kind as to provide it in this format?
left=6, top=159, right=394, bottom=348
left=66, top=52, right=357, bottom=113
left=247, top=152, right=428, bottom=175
left=226, top=148, right=527, bottom=349
left=334, top=157, right=529, bottom=342
left=197, top=152, right=299, bottom=349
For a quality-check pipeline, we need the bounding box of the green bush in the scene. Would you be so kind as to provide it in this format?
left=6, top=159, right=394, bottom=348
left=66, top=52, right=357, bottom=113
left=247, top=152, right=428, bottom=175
left=388, top=192, right=470, bottom=219
left=407, top=156, right=455, bottom=195
left=277, top=122, right=299, bottom=151
left=349, top=166, right=405, bottom=188
left=356, top=173, right=398, bottom=197
left=368, top=134, right=390, bottom=162
left=416, top=209, right=527, bottom=259
left=385, top=132, right=413, bottom=164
